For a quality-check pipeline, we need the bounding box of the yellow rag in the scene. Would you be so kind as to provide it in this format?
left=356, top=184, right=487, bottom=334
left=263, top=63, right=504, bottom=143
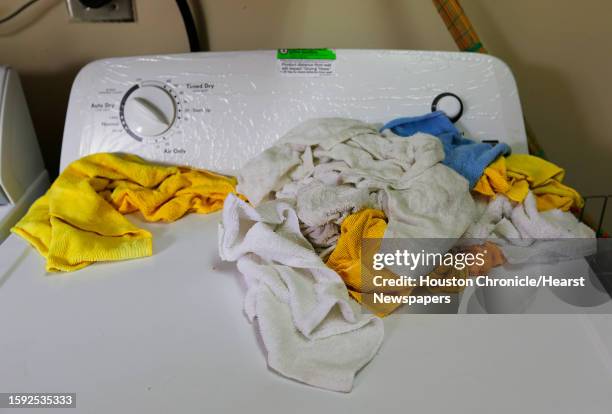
left=326, top=208, right=408, bottom=316
left=11, top=153, right=238, bottom=272
left=474, top=154, right=583, bottom=211
left=326, top=209, right=507, bottom=316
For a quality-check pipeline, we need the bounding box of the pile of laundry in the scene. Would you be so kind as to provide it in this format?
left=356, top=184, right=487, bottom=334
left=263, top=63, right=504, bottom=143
left=11, top=112, right=595, bottom=393
left=219, top=112, right=594, bottom=392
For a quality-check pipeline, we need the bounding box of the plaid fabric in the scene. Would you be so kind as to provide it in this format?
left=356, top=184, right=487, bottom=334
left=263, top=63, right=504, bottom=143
left=432, top=0, right=486, bottom=52
left=432, top=0, right=546, bottom=158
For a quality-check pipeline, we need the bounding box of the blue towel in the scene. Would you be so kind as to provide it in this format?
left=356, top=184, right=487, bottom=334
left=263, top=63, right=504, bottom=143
left=382, top=111, right=510, bottom=188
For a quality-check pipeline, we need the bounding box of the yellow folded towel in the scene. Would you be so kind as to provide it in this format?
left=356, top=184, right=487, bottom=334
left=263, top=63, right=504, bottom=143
left=11, top=153, right=238, bottom=272
left=474, top=154, right=583, bottom=211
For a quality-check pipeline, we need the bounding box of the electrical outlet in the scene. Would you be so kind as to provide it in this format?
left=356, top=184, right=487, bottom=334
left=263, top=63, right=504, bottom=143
left=66, top=0, right=135, bottom=22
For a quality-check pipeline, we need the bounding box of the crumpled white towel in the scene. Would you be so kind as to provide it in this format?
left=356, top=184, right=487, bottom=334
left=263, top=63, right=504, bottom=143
left=296, top=181, right=375, bottom=256
left=238, top=118, right=476, bottom=256
left=238, top=118, right=444, bottom=205
left=218, top=193, right=384, bottom=392
left=464, top=192, right=596, bottom=263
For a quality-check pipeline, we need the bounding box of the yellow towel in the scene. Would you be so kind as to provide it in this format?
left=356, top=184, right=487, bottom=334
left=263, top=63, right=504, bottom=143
left=326, top=209, right=507, bottom=316
left=326, top=208, right=408, bottom=316
left=11, top=153, right=238, bottom=272
left=474, top=154, right=583, bottom=211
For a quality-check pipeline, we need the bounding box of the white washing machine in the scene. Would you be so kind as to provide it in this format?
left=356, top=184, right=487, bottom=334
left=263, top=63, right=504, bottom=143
left=0, top=51, right=611, bottom=413
left=0, top=66, right=49, bottom=243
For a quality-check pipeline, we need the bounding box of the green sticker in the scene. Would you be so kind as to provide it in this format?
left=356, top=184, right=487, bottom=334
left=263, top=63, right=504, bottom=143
left=277, top=48, right=336, bottom=60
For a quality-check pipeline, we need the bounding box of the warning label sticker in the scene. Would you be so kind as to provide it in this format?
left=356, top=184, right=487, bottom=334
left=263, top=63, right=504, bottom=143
left=278, top=60, right=335, bottom=76
left=277, top=49, right=336, bottom=77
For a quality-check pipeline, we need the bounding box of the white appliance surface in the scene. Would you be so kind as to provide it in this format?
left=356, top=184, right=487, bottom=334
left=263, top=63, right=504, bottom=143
left=0, top=67, right=7, bottom=205
left=0, top=66, right=49, bottom=242
left=61, top=50, right=528, bottom=173
left=1, top=51, right=610, bottom=413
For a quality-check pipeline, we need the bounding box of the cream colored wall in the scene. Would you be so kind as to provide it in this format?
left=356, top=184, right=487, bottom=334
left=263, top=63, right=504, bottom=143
left=0, top=0, right=610, bottom=201
left=460, top=0, right=612, bottom=198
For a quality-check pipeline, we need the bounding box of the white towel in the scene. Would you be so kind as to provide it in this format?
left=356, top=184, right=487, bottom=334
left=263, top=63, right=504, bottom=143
left=296, top=181, right=375, bottom=255
left=238, top=118, right=477, bottom=254
left=238, top=118, right=445, bottom=204
left=218, top=194, right=384, bottom=392
left=464, top=192, right=596, bottom=263
left=229, top=118, right=479, bottom=390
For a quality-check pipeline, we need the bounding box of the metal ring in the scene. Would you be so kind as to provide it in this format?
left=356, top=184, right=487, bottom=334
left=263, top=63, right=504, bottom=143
left=431, top=92, right=464, bottom=123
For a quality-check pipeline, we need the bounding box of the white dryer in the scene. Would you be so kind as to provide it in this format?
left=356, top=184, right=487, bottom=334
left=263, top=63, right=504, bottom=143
left=0, top=66, right=49, bottom=243
left=0, top=51, right=610, bottom=413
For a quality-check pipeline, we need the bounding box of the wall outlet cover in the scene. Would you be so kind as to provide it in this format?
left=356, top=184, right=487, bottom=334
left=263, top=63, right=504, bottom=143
left=65, top=0, right=135, bottom=23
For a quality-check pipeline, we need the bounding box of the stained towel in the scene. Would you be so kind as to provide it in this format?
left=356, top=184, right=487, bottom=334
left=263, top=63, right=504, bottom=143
left=381, top=111, right=511, bottom=188
left=12, top=153, right=237, bottom=272
left=239, top=118, right=443, bottom=205
left=297, top=180, right=374, bottom=256
left=218, top=194, right=383, bottom=392
left=238, top=118, right=476, bottom=256
left=474, top=154, right=583, bottom=211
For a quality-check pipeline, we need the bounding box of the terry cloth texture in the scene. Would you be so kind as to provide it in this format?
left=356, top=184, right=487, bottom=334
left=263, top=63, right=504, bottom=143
left=465, top=192, right=595, bottom=264
left=473, top=154, right=584, bottom=211
left=12, top=153, right=237, bottom=272
left=381, top=111, right=511, bottom=188
left=237, top=118, right=477, bottom=258
left=218, top=194, right=384, bottom=393
left=297, top=180, right=375, bottom=257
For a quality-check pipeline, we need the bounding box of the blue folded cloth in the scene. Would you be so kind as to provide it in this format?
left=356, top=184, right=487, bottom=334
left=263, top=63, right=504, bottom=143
left=382, top=111, right=511, bottom=188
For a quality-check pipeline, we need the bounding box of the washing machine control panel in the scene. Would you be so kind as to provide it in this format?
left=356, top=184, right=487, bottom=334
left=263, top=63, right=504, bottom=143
left=62, top=51, right=528, bottom=174
left=76, top=73, right=217, bottom=169
left=119, top=81, right=179, bottom=141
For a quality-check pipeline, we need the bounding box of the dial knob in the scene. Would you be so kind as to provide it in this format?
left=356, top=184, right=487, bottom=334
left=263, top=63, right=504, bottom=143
left=121, top=85, right=176, bottom=138
left=431, top=92, right=464, bottom=123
